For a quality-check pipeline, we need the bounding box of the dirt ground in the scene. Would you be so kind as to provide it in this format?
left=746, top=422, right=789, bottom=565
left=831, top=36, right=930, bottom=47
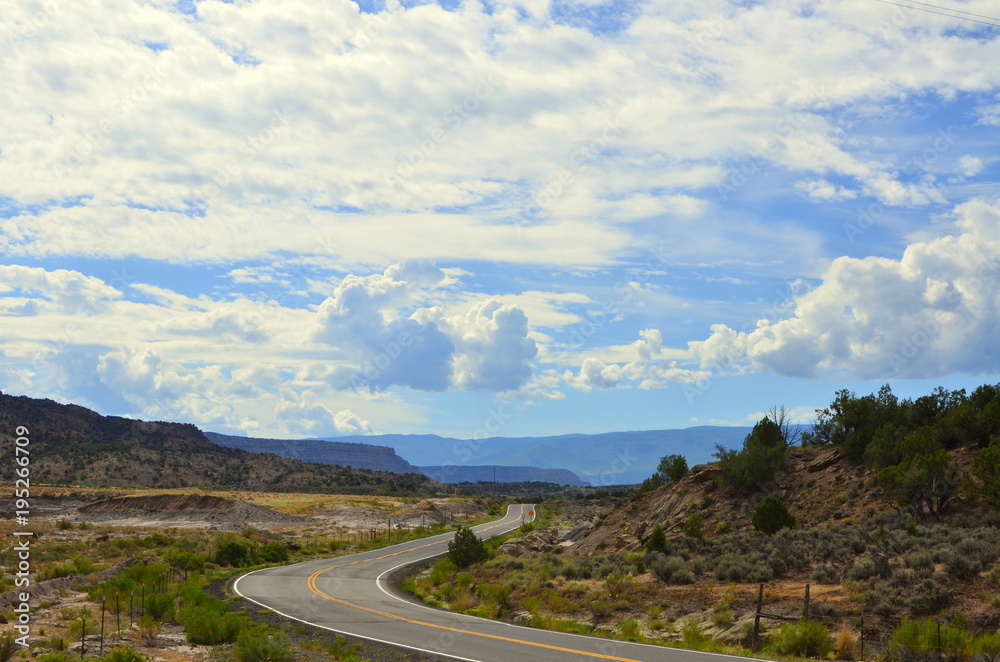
left=1, top=488, right=493, bottom=662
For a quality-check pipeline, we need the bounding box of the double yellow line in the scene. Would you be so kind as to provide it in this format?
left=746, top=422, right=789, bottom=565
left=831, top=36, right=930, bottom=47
left=304, top=505, right=652, bottom=662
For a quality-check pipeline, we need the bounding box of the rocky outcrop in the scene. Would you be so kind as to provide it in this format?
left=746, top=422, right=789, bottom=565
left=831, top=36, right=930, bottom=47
left=498, top=528, right=563, bottom=557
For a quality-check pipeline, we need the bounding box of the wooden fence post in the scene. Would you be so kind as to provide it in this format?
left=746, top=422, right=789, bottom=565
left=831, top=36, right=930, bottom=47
left=752, top=583, right=764, bottom=651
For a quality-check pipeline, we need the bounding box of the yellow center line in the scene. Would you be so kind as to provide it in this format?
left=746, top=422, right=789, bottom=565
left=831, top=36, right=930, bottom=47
left=304, top=505, right=651, bottom=662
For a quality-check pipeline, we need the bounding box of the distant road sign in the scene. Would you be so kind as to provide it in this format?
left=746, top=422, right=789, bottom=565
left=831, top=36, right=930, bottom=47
left=528, top=510, right=535, bottom=518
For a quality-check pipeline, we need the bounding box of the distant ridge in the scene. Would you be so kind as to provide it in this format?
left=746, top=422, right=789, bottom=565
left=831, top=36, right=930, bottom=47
left=204, top=431, right=420, bottom=474
left=322, top=427, right=756, bottom=485
left=0, top=393, right=438, bottom=495
left=420, top=465, right=588, bottom=487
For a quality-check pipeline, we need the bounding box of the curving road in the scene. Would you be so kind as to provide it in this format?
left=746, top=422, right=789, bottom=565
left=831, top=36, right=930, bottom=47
left=234, top=505, right=754, bottom=662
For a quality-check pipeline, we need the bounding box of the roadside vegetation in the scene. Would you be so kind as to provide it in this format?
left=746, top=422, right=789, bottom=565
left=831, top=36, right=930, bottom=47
left=0, top=494, right=506, bottom=662
left=404, top=383, right=1000, bottom=662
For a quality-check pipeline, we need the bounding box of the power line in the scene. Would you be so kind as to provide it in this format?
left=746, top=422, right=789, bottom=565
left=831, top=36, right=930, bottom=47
left=902, top=0, right=1000, bottom=21
left=871, top=0, right=1000, bottom=28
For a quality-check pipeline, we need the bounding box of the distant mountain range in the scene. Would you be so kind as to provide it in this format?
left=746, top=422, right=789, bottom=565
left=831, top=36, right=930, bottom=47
left=420, top=465, right=588, bottom=487
left=320, top=427, right=759, bottom=485
left=204, top=431, right=421, bottom=474
left=207, top=426, right=760, bottom=486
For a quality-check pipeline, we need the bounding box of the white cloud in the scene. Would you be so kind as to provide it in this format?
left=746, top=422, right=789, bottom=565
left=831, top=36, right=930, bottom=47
left=692, top=198, right=1000, bottom=379
left=1, top=0, right=998, bottom=271
left=958, top=155, right=984, bottom=178
left=449, top=299, right=538, bottom=391
left=0, top=265, right=122, bottom=312
left=796, top=179, right=858, bottom=202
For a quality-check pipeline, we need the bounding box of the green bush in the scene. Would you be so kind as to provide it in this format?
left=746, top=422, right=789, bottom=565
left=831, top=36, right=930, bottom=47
left=0, top=631, right=17, bottom=662
left=645, top=524, right=666, bottom=553
left=683, top=513, right=704, bottom=539
left=259, top=541, right=290, bottom=564
left=845, top=558, right=879, bottom=581
left=905, top=579, right=954, bottom=616
left=751, top=496, right=795, bottom=535
left=650, top=555, right=693, bottom=585
left=658, top=454, right=689, bottom=482
left=772, top=619, right=833, bottom=658
left=714, top=416, right=788, bottom=488
left=178, top=603, right=246, bottom=645
left=888, top=618, right=970, bottom=662
left=235, top=628, right=294, bottom=662
left=448, top=527, right=488, bottom=569
left=143, top=593, right=173, bottom=621
left=972, top=632, right=1000, bottom=662
left=811, top=564, right=840, bottom=584
left=103, top=646, right=147, bottom=662
left=714, top=553, right=753, bottom=582
left=214, top=533, right=258, bottom=567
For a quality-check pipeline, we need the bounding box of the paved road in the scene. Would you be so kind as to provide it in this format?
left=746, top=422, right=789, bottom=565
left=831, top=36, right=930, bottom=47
left=234, top=505, right=755, bottom=662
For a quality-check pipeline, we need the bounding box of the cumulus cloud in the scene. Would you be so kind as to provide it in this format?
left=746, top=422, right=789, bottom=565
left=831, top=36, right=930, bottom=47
left=449, top=300, right=538, bottom=391
left=691, top=199, right=1000, bottom=379
left=312, top=261, right=456, bottom=391
left=0, top=265, right=122, bottom=312
left=566, top=327, right=709, bottom=391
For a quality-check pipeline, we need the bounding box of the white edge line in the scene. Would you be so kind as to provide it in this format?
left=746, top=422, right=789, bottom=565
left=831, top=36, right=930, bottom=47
left=233, top=568, right=484, bottom=662
left=236, top=505, right=763, bottom=662
left=229, top=505, right=528, bottom=662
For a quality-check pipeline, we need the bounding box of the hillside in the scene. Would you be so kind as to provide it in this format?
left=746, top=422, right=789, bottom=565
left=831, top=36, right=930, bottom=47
left=573, top=444, right=903, bottom=554
left=0, top=393, right=439, bottom=495
left=420, top=465, right=588, bottom=487
left=204, top=431, right=420, bottom=474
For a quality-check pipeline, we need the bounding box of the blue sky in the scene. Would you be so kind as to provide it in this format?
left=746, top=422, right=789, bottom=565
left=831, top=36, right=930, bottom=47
left=1, top=0, right=998, bottom=441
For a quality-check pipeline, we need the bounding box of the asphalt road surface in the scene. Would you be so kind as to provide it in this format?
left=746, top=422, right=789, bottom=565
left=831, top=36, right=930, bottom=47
left=234, top=504, right=757, bottom=662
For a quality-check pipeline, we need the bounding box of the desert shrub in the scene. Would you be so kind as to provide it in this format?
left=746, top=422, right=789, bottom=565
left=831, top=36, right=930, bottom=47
left=766, top=549, right=788, bottom=577
left=682, top=619, right=711, bottom=649
left=749, top=562, right=774, bottom=583
left=36, top=654, right=72, bottom=662
left=214, top=533, right=258, bottom=567
left=659, top=454, right=689, bottom=482
left=846, top=558, right=879, bottom=581
left=103, top=646, right=147, bottom=662
left=942, top=551, right=982, bottom=581
left=715, top=553, right=753, bottom=583
left=714, top=416, right=788, bottom=489
left=594, top=559, right=620, bottom=580
left=835, top=627, right=859, bottom=660
left=752, top=497, right=795, bottom=535
left=178, top=603, right=246, bottom=645
left=772, top=620, right=833, bottom=658
left=905, top=579, right=954, bottom=616
left=811, top=564, right=840, bottom=584
left=645, top=524, right=666, bottom=553
left=690, top=556, right=709, bottom=575
left=972, top=632, right=1000, bottom=662
left=651, top=556, right=693, bottom=585
left=235, top=627, right=294, bottom=662
left=683, top=513, right=704, bottom=539
left=143, top=593, right=173, bottom=621
left=561, top=556, right=593, bottom=580
left=888, top=619, right=970, bottom=662
left=0, top=631, right=17, bottom=662
left=259, top=541, right=289, bottom=564
left=906, top=551, right=936, bottom=571
left=618, top=618, right=642, bottom=641
left=448, top=527, right=488, bottom=569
